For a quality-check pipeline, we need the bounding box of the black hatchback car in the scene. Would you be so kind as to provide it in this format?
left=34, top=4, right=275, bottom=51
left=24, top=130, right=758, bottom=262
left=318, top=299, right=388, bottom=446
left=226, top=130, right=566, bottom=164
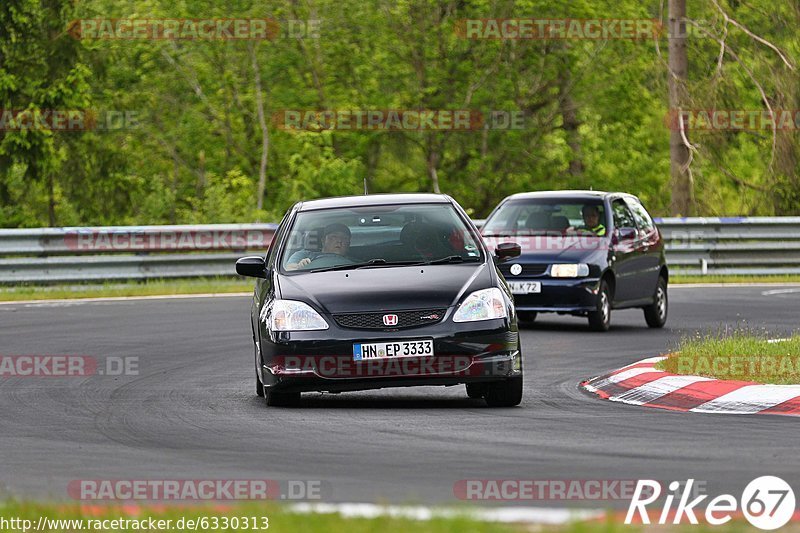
left=236, top=194, right=524, bottom=407
left=481, top=191, right=668, bottom=331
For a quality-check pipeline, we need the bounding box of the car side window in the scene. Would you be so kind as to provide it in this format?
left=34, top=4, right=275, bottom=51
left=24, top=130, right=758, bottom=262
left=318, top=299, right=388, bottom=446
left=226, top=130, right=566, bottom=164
left=611, top=199, right=636, bottom=230
left=625, top=199, right=656, bottom=233
left=266, top=210, right=293, bottom=267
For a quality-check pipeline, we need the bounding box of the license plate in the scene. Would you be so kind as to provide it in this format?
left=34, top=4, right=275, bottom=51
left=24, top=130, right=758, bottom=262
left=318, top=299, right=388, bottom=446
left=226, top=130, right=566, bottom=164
left=353, top=339, right=434, bottom=361
left=508, top=281, right=542, bottom=294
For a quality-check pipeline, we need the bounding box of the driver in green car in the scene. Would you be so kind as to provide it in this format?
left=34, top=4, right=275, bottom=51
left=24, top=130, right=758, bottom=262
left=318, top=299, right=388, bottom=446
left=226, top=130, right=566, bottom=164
left=578, top=205, right=606, bottom=236
left=286, top=223, right=352, bottom=270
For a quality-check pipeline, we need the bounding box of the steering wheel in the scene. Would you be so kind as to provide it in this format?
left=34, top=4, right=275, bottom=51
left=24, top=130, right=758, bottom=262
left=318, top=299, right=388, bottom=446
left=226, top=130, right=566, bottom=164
left=305, top=253, right=355, bottom=268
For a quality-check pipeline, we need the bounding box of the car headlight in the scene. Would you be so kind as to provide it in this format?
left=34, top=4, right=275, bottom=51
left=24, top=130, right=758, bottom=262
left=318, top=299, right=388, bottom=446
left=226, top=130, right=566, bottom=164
left=453, top=288, right=507, bottom=322
left=550, top=263, right=590, bottom=278
left=265, top=300, right=329, bottom=331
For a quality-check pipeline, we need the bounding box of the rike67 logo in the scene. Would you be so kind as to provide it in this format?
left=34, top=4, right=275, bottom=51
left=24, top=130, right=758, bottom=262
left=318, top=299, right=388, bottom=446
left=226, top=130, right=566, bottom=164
left=626, top=476, right=796, bottom=530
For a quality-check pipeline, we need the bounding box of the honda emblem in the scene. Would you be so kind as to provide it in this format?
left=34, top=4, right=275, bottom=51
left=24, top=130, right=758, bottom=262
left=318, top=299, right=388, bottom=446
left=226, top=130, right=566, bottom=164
left=383, top=314, right=399, bottom=326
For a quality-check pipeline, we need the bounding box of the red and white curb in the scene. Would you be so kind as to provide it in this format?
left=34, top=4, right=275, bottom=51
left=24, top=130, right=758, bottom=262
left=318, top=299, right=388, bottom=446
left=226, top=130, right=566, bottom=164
left=580, top=356, right=800, bottom=416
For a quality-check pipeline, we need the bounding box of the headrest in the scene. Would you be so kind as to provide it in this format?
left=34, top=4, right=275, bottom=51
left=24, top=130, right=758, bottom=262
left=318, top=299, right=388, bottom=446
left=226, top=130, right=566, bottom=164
left=302, top=229, right=322, bottom=251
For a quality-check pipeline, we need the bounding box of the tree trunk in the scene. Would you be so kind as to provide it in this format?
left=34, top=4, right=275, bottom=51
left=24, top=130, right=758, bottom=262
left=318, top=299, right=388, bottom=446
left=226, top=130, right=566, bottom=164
left=170, top=154, right=179, bottom=224
left=426, top=145, right=441, bottom=194
left=771, top=7, right=800, bottom=215
left=196, top=150, right=206, bottom=198
left=365, top=139, right=381, bottom=194
left=772, top=83, right=799, bottom=215
left=46, top=168, right=56, bottom=227
left=668, top=0, right=693, bottom=216
left=559, top=79, right=584, bottom=179
left=251, top=46, right=269, bottom=212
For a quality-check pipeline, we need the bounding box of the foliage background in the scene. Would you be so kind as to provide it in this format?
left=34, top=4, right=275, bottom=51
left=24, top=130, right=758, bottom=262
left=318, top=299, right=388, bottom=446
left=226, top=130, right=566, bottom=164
left=1, top=0, right=797, bottom=227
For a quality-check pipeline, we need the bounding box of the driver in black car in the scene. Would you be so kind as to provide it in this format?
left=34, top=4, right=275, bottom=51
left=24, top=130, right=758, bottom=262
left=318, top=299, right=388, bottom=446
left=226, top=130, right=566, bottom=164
left=285, top=223, right=352, bottom=270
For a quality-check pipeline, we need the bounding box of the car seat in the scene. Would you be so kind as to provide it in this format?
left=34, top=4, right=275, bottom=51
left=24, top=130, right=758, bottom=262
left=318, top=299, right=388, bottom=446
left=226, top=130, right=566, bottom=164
left=550, top=215, right=570, bottom=232
left=302, top=228, right=323, bottom=252
left=524, top=212, right=549, bottom=231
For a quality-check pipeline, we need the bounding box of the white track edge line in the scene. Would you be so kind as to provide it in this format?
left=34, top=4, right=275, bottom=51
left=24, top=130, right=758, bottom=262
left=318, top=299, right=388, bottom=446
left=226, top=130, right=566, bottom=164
left=288, top=503, right=605, bottom=524
left=672, top=283, right=800, bottom=288
left=0, top=292, right=252, bottom=305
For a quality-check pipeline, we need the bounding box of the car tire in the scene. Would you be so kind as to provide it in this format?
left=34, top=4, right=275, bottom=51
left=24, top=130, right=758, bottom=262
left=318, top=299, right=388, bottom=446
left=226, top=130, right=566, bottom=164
left=587, top=280, right=611, bottom=332
left=466, top=383, right=487, bottom=399
left=484, top=377, right=523, bottom=407
left=265, top=389, right=301, bottom=407
left=256, top=371, right=265, bottom=398
left=517, top=311, right=537, bottom=326
left=643, top=277, right=668, bottom=328
left=254, top=343, right=265, bottom=397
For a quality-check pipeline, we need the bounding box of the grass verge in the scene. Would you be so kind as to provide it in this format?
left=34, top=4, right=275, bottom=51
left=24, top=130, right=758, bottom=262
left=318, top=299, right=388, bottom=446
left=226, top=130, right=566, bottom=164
left=0, top=501, right=596, bottom=533
left=657, top=332, right=800, bottom=384
left=0, top=278, right=252, bottom=302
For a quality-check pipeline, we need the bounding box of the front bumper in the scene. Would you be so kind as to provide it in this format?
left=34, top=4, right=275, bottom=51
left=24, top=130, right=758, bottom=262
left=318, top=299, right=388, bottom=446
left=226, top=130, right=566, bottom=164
left=258, top=318, right=521, bottom=393
left=511, top=277, right=601, bottom=314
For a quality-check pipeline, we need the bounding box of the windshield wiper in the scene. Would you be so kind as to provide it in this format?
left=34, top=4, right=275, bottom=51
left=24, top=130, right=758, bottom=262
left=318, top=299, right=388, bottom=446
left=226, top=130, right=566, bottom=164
left=424, top=255, right=481, bottom=265
left=356, top=259, right=425, bottom=269
left=309, top=256, right=479, bottom=272
left=485, top=231, right=547, bottom=237
left=309, top=259, right=421, bottom=273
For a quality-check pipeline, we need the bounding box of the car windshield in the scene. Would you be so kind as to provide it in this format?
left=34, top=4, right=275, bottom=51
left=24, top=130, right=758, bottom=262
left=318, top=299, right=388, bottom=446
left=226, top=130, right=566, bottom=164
left=280, top=203, right=483, bottom=273
left=483, top=199, right=608, bottom=237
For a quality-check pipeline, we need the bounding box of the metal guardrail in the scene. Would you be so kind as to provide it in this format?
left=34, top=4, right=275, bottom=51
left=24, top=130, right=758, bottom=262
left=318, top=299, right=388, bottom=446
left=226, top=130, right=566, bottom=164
left=0, top=218, right=798, bottom=282
left=0, top=224, right=276, bottom=283
left=655, top=217, right=800, bottom=276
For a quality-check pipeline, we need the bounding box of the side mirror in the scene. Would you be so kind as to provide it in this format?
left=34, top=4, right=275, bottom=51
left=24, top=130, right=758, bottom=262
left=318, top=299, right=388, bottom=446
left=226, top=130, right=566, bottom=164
left=494, top=242, right=521, bottom=262
left=236, top=256, right=267, bottom=278
left=613, top=228, right=637, bottom=244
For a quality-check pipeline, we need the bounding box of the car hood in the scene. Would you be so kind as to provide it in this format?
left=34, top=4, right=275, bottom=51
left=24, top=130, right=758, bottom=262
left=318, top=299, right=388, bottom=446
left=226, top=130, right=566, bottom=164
left=277, top=263, right=492, bottom=314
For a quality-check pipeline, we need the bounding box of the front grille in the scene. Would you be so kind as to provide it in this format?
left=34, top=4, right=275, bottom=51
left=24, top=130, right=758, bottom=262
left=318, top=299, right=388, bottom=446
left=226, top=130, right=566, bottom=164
left=333, top=309, right=447, bottom=329
left=499, top=263, right=548, bottom=277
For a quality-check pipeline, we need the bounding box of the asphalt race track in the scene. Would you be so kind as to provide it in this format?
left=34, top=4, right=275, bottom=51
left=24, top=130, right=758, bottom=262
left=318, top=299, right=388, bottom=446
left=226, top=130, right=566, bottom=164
left=0, top=285, right=798, bottom=508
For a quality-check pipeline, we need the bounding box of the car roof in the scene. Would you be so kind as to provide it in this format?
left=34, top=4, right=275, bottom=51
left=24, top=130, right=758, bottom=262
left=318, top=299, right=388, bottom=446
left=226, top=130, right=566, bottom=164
left=502, top=190, right=633, bottom=201
left=296, top=193, right=452, bottom=211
